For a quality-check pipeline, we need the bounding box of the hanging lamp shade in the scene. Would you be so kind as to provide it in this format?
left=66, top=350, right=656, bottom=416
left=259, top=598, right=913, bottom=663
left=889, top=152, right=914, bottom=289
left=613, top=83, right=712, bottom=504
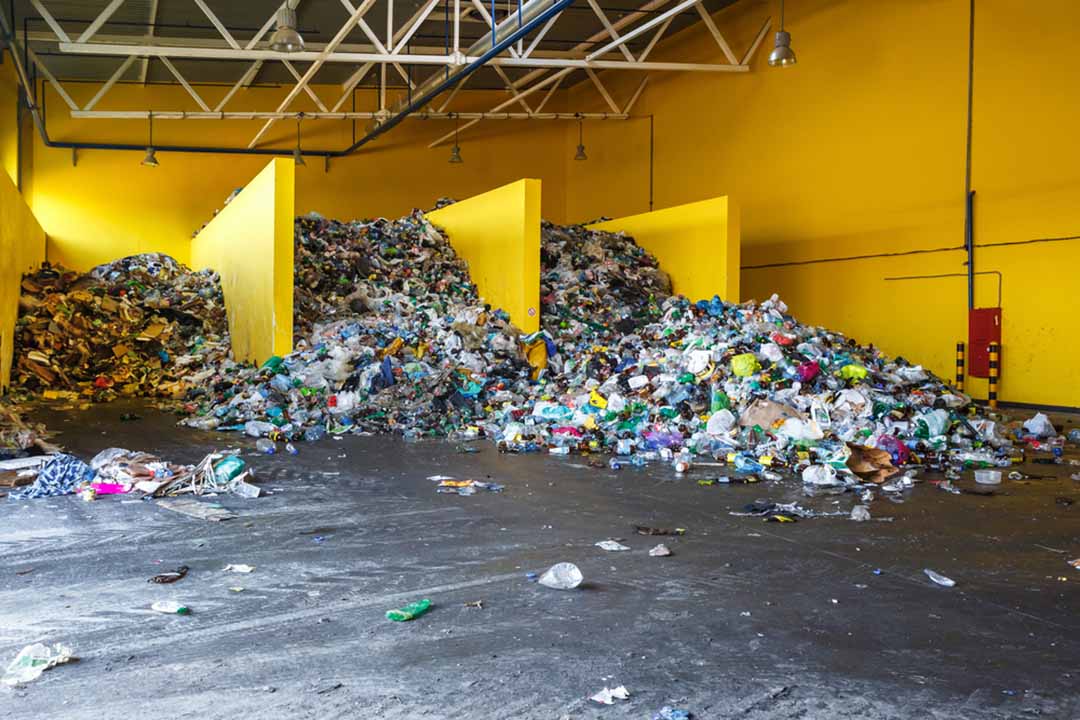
left=270, top=7, right=304, bottom=52
left=140, top=147, right=159, bottom=167
left=768, top=0, right=796, bottom=66
left=449, top=144, right=463, bottom=164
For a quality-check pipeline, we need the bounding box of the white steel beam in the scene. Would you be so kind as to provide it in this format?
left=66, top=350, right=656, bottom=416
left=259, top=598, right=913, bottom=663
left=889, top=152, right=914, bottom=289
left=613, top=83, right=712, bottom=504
left=741, top=16, right=772, bottom=66
left=533, top=73, right=562, bottom=113
left=30, top=0, right=70, bottom=42
left=283, top=61, right=329, bottom=111
left=694, top=2, right=738, bottom=65
left=139, top=0, right=158, bottom=83
left=249, top=0, right=379, bottom=147
left=331, top=62, right=374, bottom=111
left=587, top=0, right=700, bottom=61
left=194, top=0, right=240, bottom=50
left=392, top=0, right=441, bottom=54
left=437, top=75, right=470, bottom=112
left=522, top=11, right=560, bottom=59
left=71, top=110, right=625, bottom=121
left=585, top=68, right=619, bottom=114
left=428, top=67, right=574, bottom=147
left=83, top=55, right=136, bottom=111
left=637, top=16, right=671, bottom=63
left=77, top=0, right=126, bottom=44
left=26, top=47, right=78, bottom=110
left=215, top=61, right=263, bottom=112
left=54, top=43, right=747, bottom=72
left=494, top=65, right=532, bottom=113
left=585, top=0, right=636, bottom=63
left=159, top=57, right=211, bottom=111
left=622, top=76, right=648, bottom=114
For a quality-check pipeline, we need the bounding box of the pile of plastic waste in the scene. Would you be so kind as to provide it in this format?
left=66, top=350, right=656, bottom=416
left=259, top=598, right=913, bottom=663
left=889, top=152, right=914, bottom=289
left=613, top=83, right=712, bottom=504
left=13, top=254, right=229, bottom=400
left=484, top=223, right=1022, bottom=487
left=180, top=211, right=527, bottom=440
left=178, top=209, right=1027, bottom=488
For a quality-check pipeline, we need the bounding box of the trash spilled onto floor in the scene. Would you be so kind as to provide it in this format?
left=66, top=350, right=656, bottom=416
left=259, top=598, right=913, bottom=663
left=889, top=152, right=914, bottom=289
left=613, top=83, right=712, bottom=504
left=9, top=208, right=1074, bottom=513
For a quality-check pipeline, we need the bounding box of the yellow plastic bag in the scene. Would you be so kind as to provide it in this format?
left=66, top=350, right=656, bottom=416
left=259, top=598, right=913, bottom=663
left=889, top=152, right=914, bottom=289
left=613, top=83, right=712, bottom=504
left=731, top=353, right=760, bottom=377
left=839, top=364, right=868, bottom=381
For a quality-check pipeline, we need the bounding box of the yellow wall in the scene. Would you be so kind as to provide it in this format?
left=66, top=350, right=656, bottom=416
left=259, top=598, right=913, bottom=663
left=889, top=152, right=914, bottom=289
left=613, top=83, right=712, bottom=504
left=1, top=52, right=19, bottom=186
left=0, top=170, right=46, bottom=389
left=589, top=196, right=740, bottom=302
left=428, top=179, right=541, bottom=333
left=564, top=0, right=1080, bottom=407
left=27, top=82, right=570, bottom=272
left=191, top=158, right=294, bottom=364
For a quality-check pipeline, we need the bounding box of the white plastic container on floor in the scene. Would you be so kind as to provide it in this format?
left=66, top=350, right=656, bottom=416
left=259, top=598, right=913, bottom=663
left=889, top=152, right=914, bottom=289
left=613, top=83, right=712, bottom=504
left=974, top=469, right=1002, bottom=485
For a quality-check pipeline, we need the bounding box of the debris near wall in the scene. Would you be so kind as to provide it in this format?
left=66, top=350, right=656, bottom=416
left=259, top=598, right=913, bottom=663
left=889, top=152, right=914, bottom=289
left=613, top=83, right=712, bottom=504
left=485, top=222, right=1015, bottom=485
left=13, top=254, right=229, bottom=401
left=180, top=211, right=525, bottom=439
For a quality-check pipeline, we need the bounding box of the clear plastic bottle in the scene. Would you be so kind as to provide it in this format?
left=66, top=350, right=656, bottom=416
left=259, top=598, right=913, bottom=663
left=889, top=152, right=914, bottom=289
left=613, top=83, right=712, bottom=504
left=256, top=438, right=276, bottom=454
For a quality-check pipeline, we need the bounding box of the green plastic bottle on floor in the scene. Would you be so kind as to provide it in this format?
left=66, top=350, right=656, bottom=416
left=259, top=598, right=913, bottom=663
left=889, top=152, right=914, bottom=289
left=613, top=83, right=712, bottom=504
left=386, top=599, right=432, bottom=622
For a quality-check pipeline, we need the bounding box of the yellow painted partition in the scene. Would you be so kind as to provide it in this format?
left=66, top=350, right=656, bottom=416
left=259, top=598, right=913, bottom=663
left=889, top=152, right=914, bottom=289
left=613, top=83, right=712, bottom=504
left=589, top=197, right=740, bottom=302
left=427, top=179, right=541, bottom=333
left=1, top=171, right=46, bottom=390
left=191, top=158, right=294, bottom=364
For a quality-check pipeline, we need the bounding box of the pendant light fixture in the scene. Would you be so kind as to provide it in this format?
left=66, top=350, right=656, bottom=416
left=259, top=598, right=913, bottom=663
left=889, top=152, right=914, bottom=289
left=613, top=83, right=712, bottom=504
left=449, top=113, right=463, bottom=164
left=293, top=114, right=305, bottom=166
left=574, top=114, right=588, bottom=161
left=270, top=1, right=305, bottom=52
left=768, top=0, right=797, bottom=67
left=141, top=111, right=159, bottom=167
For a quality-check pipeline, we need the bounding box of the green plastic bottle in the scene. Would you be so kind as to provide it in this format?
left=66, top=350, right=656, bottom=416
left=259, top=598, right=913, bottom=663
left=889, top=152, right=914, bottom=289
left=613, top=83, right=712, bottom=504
left=386, top=599, right=432, bottom=622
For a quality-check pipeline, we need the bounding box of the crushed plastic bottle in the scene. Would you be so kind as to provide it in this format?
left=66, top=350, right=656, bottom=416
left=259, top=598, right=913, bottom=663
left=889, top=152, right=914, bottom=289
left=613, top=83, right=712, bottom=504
left=538, top=562, right=583, bottom=590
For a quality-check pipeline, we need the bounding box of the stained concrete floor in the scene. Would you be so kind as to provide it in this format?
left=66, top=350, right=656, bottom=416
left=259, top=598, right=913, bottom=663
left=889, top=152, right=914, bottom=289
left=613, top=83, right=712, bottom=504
left=1, top=400, right=1078, bottom=719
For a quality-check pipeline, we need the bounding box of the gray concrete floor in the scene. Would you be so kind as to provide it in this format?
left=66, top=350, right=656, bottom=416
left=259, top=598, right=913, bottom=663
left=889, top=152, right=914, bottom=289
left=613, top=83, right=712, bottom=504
left=1, top=400, right=1078, bottom=719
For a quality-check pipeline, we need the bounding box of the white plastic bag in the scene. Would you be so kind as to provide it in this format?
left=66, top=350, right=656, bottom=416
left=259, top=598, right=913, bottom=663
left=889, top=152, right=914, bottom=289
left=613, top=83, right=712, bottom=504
left=2, top=643, right=75, bottom=686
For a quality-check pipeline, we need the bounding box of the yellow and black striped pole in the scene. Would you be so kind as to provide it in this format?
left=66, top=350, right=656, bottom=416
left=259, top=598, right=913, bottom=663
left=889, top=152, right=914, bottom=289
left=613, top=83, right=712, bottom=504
left=955, top=342, right=965, bottom=392
left=988, top=342, right=999, bottom=409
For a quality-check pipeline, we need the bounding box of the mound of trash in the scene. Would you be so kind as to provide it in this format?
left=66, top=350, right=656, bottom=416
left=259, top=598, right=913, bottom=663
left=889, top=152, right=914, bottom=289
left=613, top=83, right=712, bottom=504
left=179, top=211, right=526, bottom=439
left=13, top=254, right=228, bottom=400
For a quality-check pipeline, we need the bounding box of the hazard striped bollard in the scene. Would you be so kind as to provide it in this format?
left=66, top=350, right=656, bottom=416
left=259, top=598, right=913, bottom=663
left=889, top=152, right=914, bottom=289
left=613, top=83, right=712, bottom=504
left=988, top=342, right=1000, bottom=409
left=955, top=342, right=965, bottom=392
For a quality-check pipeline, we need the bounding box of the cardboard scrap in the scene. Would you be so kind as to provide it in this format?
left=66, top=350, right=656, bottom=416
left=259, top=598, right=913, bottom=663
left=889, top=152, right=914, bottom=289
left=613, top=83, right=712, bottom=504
left=157, top=498, right=237, bottom=522
left=845, top=443, right=899, bottom=483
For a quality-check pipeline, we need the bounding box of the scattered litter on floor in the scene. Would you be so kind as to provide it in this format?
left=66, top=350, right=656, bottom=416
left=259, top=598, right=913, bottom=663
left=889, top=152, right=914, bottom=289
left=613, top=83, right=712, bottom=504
left=649, top=544, right=672, bottom=557
left=150, top=600, right=190, bottom=615
left=595, top=540, right=630, bottom=552
left=386, top=598, right=432, bottom=622
left=590, top=685, right=630, bottom=705
left=653, top=706, right=692, bottom=720
left=924, top=568, right=956, bottom=587
left=149, top=565, right=189, bottom=584
left=634, top=525, right=685, bottom=536
left=1067, top=558, right=1080, bottom=570
left=157, top=498, right=237, bottom=522
left=434, top=478, right=505, bottom=495
left=850, top=505, right=871, bottom=522
left=223, top=564, right=255, bottom=573
left=2, top=642, right=76, bottom=687
left=538, top=562, right=583, bottom=590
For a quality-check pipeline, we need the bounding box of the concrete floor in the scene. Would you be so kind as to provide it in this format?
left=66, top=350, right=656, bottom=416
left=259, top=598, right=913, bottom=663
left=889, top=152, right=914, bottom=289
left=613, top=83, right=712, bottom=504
left=1, top=400, right=1078, bottom=719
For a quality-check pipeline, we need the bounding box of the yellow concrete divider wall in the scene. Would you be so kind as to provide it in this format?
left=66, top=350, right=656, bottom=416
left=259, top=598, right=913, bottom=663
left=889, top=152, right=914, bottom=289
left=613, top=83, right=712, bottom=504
left=589, top=196, right=740, bottom=302
left=1, top=171, right=47, bottom=390
left=191, top=158, right=294, bottom=365
left=427, top=179, right=541, bottom=333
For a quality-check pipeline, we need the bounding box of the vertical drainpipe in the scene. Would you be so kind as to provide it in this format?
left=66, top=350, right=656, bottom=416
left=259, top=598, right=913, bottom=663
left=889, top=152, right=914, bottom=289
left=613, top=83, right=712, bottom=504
left=963, top=0, right=975, bottom=310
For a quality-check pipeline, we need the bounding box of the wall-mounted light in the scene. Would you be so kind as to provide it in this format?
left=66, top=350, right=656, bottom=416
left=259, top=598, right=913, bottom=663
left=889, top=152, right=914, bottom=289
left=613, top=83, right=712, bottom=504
left=768, top=0, right=797, bottom=67
left=293, top=114, right=305, bottom=166
left=141, top=111, right=159, bottom=167
left=449, top=113, right=463, bottom=164
left=270, top=2, right=304, bottom=52
left=574, top=114, right=588, bottom=161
